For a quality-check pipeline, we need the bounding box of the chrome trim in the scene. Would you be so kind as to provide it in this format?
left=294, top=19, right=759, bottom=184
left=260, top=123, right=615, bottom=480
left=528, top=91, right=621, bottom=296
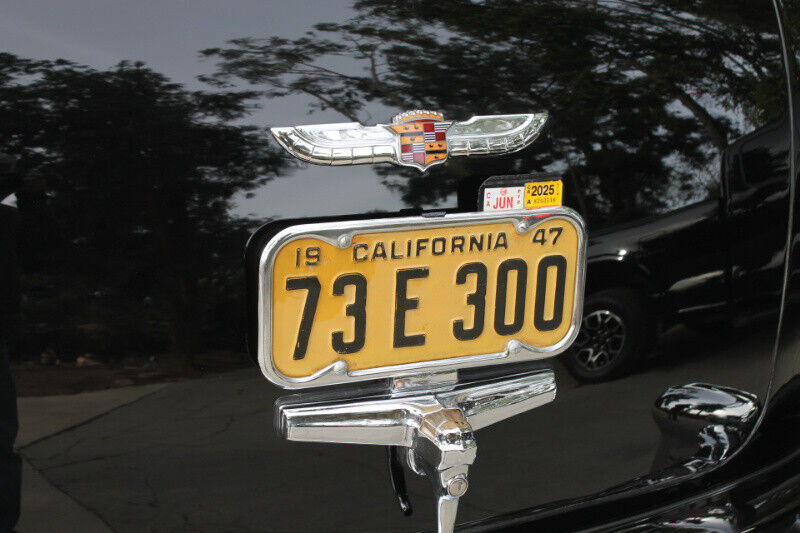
left=270, top=122, right=397, bottom=166
left=652, top=383, right=761, bottom=471
left=276, top=368, right=556, bottom=533
left=635, top=502, right=737, bottom=531
left=391, top=371, right=459, bottom=394
left=653, top=383, right=760, bottom=430
left=256, top=207, right=587, bottom=389
left=447, top=113, right=548, bottom=157
left=269, top=112, right=548, bottom=172
left=676, top=301, right=727, bottom=314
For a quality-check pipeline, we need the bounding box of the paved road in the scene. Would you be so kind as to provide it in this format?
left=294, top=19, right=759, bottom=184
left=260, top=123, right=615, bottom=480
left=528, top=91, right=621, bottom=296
left=16, top=326, right=773, bottom=532
left=17, top=384, right=165, bottom=533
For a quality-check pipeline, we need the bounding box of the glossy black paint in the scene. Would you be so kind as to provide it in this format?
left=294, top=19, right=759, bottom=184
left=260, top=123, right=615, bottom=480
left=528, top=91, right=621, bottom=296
left=3, top=0, right=800, bottom=531
left=0, top=154, right=21, bottom=531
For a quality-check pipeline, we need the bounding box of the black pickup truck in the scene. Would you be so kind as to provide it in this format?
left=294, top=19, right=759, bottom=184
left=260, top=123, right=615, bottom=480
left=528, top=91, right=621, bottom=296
left=562, top=114, right=790, bottom=381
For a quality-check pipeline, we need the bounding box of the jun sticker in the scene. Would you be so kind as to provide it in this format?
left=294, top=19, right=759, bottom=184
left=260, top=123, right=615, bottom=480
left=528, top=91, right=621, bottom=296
left=483, top=186, right=525, bottom=211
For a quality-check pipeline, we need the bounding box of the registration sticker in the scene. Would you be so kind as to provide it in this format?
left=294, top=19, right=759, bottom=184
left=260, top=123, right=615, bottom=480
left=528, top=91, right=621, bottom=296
left=483, top=186, right=524, bottom=211
left=525, top=180, right=563, bottom=209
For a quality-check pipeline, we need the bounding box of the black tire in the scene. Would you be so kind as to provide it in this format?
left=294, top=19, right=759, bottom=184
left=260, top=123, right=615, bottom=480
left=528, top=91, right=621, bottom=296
left=561, top=288, right=652, bottom=383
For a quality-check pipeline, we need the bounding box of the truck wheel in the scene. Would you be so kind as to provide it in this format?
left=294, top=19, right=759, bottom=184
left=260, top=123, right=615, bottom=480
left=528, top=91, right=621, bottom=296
left=562, top=288, right=651, bottom=382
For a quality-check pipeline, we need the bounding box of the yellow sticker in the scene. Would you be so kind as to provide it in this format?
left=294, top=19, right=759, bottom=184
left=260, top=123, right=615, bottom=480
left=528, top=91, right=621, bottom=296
left=525, top=180, right=563, bottom=209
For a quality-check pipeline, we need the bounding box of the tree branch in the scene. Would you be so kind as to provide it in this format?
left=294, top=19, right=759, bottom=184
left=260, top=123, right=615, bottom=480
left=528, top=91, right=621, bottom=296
left=299, top=87, right=360, bottom=122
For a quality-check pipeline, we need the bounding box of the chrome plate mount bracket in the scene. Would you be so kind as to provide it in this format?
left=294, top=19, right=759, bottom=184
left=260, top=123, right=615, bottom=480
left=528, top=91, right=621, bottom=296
left=275, top=368, right=556, bottom=533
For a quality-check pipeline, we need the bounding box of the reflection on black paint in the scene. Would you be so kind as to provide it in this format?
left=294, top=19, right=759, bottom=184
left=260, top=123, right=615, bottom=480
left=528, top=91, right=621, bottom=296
left=0, top=2, right=791, bottom=366
left=204, top=1, right=787, bottom=227
left=1, top=0, right=797, bottom=529
left=0, top=56, right=286, bottom=361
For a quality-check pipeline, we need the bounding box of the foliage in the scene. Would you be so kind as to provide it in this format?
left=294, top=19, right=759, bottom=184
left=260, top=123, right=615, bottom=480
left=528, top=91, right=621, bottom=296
left=201, top=0, right=787, bottom=225
left=0, top=0, right=793, bottom=361
left=0, top=55, right=284, bottom=360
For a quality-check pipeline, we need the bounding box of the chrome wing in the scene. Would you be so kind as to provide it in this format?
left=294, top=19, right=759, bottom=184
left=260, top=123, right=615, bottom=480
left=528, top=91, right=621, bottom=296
left=446, top=113, right=548, bottom=157
left=270, top=122, right=398, bottom=166
left=269, top=112, right=548, bottom=169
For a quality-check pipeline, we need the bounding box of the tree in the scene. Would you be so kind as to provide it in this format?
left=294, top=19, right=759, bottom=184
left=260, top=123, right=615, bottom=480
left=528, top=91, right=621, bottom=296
left=0, top=54, right=285, bottom=360
left=200, top=0, right=787, bottom=227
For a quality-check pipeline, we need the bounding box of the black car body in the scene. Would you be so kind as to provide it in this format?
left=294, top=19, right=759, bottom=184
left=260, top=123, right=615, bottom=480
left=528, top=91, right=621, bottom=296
left=2, top=1, right=800, bottom=531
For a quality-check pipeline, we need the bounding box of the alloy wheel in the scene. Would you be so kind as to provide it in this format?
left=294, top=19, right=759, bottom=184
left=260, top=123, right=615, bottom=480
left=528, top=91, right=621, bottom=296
left=572, top=310, right=626, bottom=371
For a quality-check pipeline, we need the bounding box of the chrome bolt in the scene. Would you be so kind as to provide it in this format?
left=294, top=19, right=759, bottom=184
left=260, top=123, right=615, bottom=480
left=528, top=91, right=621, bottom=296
left=447, top=475, right=469, bottom=497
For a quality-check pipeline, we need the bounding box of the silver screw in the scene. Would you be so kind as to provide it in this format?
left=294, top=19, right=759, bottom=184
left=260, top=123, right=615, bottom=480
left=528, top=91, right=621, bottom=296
left=447, top=475, right=468, bottom=497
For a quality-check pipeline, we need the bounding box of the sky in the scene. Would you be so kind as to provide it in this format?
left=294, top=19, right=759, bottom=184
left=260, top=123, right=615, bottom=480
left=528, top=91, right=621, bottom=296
left=0, top=0, right=433, bottom=219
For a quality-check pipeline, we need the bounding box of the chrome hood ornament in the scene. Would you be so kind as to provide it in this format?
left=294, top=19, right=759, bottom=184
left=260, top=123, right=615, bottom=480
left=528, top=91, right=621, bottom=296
left=270, top=110, right=548, bottom=172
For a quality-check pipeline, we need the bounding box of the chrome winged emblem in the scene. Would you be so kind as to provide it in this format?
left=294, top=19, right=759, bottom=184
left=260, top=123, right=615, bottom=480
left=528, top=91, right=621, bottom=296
left=270, top=110, right=548, bottom=172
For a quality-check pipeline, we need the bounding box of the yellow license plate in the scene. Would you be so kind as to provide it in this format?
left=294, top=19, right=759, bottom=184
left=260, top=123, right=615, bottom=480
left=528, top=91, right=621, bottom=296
left=258, top=209, right=586, bottom=388
left=525, top=180, right=563, bottom=209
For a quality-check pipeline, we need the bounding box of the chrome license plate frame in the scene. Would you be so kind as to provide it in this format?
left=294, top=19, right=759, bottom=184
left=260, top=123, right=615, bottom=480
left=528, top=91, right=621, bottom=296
left=256, top=207, right=587, bottom=389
